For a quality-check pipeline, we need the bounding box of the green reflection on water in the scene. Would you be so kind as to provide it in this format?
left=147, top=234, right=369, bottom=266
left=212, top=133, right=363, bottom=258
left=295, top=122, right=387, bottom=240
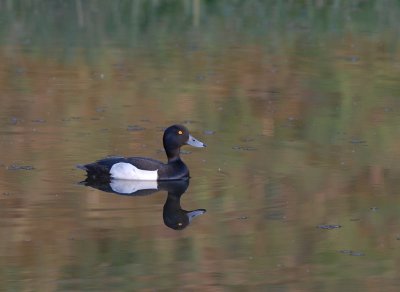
left=0, top=1, right=400, bottom=291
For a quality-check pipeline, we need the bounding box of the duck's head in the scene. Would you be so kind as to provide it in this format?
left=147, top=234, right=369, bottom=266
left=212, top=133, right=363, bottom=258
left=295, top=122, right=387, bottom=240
left=163, top=124, right=206, bottom=160
left=163, top=208, right=206, bottom=230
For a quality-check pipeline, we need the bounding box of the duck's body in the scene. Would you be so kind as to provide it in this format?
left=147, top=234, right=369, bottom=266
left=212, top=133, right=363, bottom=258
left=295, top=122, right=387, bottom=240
left=80, top=156, right=189, bottom=181
left=78, top=124, right=205, bottom=181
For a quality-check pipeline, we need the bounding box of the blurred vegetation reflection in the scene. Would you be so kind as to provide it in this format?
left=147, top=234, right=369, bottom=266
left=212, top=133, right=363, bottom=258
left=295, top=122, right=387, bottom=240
left=1, top=0, right=399, bottom=48
left=1, top=0, right=400, bottom=291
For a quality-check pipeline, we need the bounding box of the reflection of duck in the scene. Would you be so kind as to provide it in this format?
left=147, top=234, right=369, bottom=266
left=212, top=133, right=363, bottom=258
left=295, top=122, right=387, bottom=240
left=161, top=180, right=206, bottom=230
left=78, top=125, right=206, bottom=181
left=82, top=178, right=206, bottom=230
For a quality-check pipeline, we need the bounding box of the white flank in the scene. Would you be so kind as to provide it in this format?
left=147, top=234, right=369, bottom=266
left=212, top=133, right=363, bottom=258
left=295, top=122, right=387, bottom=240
left=110, top=180, right=158, bottom=194
left=110, top=162, right=158, bottom=180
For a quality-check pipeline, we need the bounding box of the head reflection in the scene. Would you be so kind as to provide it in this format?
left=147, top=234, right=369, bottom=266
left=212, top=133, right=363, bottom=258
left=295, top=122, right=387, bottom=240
left=82, top=178, right=206, bottom=230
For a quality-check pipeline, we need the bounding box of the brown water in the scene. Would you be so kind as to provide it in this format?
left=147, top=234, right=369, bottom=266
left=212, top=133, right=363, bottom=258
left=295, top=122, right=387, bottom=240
left=1, top=1, right=400, bottom=291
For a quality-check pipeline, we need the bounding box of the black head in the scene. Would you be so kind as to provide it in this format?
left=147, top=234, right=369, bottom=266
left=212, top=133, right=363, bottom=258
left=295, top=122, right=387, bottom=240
left=163, top=124, right=206, bottom=161
left=163, top=208, right=206, bottom=230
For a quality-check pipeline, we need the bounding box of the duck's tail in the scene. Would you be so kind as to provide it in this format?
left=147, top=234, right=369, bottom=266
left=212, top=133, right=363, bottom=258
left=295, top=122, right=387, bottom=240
left=76, top=164, right=88, bottom=171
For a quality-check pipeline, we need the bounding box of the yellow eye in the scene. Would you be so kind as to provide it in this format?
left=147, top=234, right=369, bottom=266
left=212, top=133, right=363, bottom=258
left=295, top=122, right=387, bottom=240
left=178, top=130, right=183, bottom=135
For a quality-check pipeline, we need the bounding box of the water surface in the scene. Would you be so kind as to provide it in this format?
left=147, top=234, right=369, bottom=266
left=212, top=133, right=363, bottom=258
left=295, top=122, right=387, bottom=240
left=1, top=1, right=400, bottom=291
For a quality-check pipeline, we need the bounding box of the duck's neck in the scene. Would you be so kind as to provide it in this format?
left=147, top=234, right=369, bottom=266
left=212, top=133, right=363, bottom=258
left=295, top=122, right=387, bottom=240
left=164, top=192, right=182, bottom=211
left=165, top=146, right=181, bottom=163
